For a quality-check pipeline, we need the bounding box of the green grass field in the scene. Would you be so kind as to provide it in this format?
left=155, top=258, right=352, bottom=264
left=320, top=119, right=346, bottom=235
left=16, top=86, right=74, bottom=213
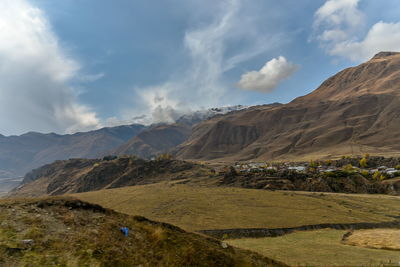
left=73, top=182, right=400, bottom=231
left=227, top=229, right=400, bottom=267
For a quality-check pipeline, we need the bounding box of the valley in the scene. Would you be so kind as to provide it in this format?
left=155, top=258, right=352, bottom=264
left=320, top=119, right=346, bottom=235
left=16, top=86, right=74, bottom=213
left=2, top=52, right=400, bottom=266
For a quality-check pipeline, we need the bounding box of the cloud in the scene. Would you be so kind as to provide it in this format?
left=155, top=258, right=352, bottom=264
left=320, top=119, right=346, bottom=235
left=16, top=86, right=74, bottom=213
left=313, top=0, right=400, bottom=61
left=78, top=72, right=105, bottom=83
left=122, top=0, right=282, bottom=125
left=0, top=0, right=100, bottom=135
left=330, top=21, right=400, bottom=61
left=314, top=0, right=364, bottom=41
left=237, top=56, right=298, bottom=92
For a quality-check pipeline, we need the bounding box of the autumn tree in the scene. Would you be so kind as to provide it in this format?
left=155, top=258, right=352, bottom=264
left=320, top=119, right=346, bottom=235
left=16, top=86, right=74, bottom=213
left=359, top=157, right=368, bottom=168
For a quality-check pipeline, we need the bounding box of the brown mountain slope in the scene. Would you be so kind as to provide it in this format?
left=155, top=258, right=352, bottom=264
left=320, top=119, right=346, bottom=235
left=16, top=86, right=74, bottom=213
left=176, top=52, right=400, bottom=161
left=10, top=157, right=210, bottom=197
left=113, top=106, right=250, bottom=159
left=114, top=123, right=191, bottom=158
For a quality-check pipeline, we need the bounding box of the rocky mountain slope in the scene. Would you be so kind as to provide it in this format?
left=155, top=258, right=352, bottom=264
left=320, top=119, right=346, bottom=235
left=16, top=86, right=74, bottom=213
left=0, top=124, right=145, bottom=177
left=0, top=105, right=246, bottom=179
left=0, top=197, right=283, bottom=266
left=113, top=123, right=191, bottom=158
left=10, top=157, right=210, bottom=197
left=113, top=105, right=248, bottom=159
left=176, top=52, right=400, bottom=161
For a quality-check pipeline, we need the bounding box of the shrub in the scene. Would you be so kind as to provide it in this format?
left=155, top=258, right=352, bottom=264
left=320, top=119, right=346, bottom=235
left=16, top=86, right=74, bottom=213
left=103, top=155, right=117, bottom=161
left=155, top=154, right=174, bottom=161
left=372, top=171, right=381, bottom=180
left=360, top=170, right=370, bottom=178
left=342, top=164, right=355, bottom=173
left=309, top=160, right=317, bottom=168
left=359, top=157, right=368, bottom=168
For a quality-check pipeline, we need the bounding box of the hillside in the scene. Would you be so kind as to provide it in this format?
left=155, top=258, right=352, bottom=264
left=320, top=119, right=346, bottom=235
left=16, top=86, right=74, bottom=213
left=73, top=183, right=400, bottom=232
left=0, top=124, right=145, bottom=177
left=176, top=52, right=400, bottom=161
left=0, top=197, right=282, bottom=266
left=113, top=123, right=191, bottom=158
left=10, top=157, right=210, bottom=197
left=113, top=105, right=248, bottom=159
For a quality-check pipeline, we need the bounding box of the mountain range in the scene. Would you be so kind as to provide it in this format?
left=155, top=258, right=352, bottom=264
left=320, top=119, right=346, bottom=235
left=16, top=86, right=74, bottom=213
left=1, top=52, right=400, bottom=178
left=0, top=125, right=145, bottom=177
left=176, top=52, right=400, bottom=161
left=0, top=105, right=245, bottom=178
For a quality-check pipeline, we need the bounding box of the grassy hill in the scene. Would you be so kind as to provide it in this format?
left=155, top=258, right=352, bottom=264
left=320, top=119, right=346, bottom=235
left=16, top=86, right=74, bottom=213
left=73, top=182, right=400, bottom=232
left=0, top=197, right=283, bottom=266
left=72, top=184, right=400, bottom=266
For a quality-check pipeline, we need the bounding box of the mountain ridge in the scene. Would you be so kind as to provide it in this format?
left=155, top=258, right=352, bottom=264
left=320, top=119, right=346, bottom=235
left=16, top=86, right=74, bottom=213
left=175, top=52, right=400, bottom=161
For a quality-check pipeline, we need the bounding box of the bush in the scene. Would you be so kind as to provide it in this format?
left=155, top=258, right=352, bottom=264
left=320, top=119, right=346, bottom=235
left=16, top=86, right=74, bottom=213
left=372, top=171, right=381, bottom=180
left=360, top=170, right=370, bottom=178
left=359, top=157, right=368, bottom=168
left=155, top=154, right=174, bottom=161
left=103, top=155, right=117, bottom=161
left=342, top=164, right=356, bottom=173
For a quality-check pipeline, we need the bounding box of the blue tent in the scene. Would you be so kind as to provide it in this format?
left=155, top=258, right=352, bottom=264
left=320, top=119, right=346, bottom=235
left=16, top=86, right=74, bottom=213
left=120, top=227, right=129, bottom=237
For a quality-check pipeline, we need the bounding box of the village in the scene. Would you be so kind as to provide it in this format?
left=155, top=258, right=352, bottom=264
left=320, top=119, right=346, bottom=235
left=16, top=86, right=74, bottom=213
left=232, top=158, right=400, bottom=180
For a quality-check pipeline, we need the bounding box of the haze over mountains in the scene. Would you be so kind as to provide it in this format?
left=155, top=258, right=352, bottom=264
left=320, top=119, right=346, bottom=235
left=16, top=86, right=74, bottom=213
left=0, top=125, right=145, bottom=177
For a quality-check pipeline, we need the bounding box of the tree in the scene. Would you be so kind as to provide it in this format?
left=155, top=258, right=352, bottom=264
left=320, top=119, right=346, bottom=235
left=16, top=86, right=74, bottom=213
left=309, top=160, right=317, bottom=168
left=359, top=157, right=368, bottom=168
left=155, top=153, right=174, bottom=161
left=360, top=170, right=370, bottom=178
left=343, top=164, right=354, bottom=173
left=372, top=171, right=381, bottom=180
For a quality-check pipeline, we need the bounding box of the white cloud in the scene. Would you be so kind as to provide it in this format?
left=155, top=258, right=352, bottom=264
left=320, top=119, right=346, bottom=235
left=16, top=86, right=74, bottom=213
left=121, top=0, right=282, bottom=125
left=330, top=21, right=400, bottom=61
left=313, top=0, right=400, bottom=61
left=237, top=56, right=298, bottom=92
left=0, top=0, right=100, bottom=135
left=314, top=0, right=364, bottom=41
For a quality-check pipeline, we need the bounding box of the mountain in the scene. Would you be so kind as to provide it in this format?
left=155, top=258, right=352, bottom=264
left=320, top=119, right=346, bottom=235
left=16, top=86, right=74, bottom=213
left=113, top=123, right=192, bottom=158
left=113, top=105, right=248, bottom=159
left=176, top=52, right=400, bottom=161
left=0, top=124, right=145, bottom=177
left=0, top=197, right=283, bottom=266
left=10, top=157, right=210, bottom=197
left=0, top=105, right=246, bottom=179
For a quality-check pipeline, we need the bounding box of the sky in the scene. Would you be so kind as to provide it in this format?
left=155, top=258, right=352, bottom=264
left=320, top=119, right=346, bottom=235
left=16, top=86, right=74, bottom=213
left=1, top=0, right=400, bottom=136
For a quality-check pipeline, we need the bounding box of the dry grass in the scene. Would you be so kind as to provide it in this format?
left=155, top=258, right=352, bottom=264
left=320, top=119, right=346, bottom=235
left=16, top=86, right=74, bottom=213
left=0, top=197, right=283, bottom=267
left=344, top=229, right=400, bottom=250
left=72, top=182, right=400, bottom=231
left=228, top=229, right=400, bottom=267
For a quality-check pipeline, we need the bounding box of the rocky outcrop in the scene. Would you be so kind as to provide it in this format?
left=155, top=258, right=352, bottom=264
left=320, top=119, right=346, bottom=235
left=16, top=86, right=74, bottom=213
left=10, top=157, right=209, bottom=197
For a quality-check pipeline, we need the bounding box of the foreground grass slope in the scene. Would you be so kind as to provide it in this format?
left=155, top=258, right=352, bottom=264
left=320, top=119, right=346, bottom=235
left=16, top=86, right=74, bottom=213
left=73, top=183, right=400, bottom=231
left=227, top=229, right=400, bottom=267
left=0, top=197, right=284, bottom=267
